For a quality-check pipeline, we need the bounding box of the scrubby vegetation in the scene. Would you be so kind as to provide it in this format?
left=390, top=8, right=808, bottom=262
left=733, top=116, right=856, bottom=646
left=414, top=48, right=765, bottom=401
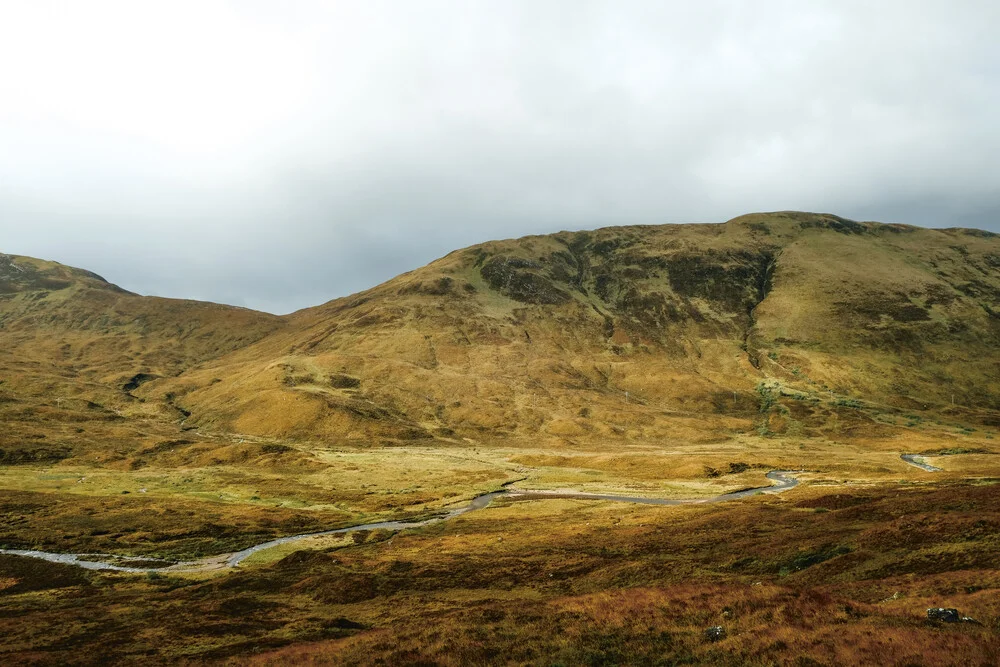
left=3, top=476, right=1000, bottom=664
left=1, top=213, right=1000, bottom=663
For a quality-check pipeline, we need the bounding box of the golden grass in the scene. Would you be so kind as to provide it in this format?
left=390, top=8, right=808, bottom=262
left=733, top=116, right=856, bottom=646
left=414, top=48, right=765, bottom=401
left=5, top=470, right=999, bottom=664
left=2, top=215, right=1000, bottom=662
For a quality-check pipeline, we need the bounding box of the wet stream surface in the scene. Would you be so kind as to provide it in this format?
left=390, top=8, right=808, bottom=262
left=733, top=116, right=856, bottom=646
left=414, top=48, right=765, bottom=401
left=2, top=470, right=804, bottom=573
left=901, top=454, right=943, bottom=472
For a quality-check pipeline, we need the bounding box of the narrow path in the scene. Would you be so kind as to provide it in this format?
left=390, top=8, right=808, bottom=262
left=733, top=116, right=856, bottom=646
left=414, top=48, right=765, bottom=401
left=0, top=471, right=801, bottom=574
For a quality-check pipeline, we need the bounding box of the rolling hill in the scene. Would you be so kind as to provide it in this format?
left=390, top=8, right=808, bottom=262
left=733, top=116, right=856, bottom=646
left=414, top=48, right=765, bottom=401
left=3, top=211, right=999, bottom=457
left=3, top=211, right=1000, bottom=664
left=131, top=211, right=1000, bottom=447
left=0, top=252, right=284, bottom=463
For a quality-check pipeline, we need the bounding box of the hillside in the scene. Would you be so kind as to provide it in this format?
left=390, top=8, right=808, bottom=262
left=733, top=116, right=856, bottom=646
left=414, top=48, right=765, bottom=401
left=0, top=253, right=284, bottom=378
left=3, top=213, right=1000, bottom=664
left=135, top=212, right=1000, bottom=448
left=4, top=212, right=999, bottom=464
left=0, top=253, right=284, bottom=463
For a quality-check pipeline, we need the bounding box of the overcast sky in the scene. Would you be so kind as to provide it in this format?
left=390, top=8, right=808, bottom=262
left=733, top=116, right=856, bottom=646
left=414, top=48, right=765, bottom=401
left=1, top=1, right=998, bottom=314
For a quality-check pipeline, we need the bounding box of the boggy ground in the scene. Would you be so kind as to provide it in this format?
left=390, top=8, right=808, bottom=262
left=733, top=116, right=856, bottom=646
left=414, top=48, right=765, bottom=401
left=1, top=471, right=1000, bottom=665
left=1, top=430, right=999, bottom=665
left=0, top=415, right=991, bottom=562
left=1, top=361, right=999, bottom=664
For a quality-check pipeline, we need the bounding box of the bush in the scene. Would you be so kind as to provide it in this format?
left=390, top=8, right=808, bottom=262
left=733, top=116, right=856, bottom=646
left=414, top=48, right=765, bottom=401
left=756, top=383, right=777, bottom=413
left=834, top=397, right=864, bottom=409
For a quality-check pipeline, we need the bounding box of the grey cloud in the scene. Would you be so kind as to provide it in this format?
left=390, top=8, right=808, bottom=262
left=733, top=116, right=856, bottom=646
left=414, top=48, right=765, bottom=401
left=1, top=1, right=997, bottom=314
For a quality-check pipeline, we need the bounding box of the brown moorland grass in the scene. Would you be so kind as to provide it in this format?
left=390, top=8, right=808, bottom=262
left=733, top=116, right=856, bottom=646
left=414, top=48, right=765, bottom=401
left=1, top=214, right=999, bottom=663
left=1, top=476, right=999, bottom=664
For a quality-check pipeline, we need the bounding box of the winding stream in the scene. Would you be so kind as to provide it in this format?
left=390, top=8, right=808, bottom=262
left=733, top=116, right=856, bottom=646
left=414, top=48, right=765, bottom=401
left=1, top=471, right=801, bottom=573
left=901, top=454, right=942, bottom=472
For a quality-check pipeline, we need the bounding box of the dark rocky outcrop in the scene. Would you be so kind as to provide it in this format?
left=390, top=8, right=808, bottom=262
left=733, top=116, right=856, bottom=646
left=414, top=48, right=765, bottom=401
left=927, top=607, right=960, bottom=622
left=925, top=607, right=980, bottom=624
left=480, top=256, right=572, bottom=305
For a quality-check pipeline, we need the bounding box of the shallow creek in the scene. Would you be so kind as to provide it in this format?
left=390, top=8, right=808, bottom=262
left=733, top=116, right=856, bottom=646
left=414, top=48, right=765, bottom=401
left=1, top=471, right=803, bottom=573
left=901, top=454, right=943, bottom=472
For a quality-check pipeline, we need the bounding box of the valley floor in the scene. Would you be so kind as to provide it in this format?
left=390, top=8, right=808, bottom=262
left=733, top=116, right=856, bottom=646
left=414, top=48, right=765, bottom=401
left=1, top=420, right=1000, bottom=665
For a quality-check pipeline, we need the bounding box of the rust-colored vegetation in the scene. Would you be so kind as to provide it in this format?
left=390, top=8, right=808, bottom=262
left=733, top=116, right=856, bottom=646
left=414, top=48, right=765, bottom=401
left=1, top=213, right=999, bottom=664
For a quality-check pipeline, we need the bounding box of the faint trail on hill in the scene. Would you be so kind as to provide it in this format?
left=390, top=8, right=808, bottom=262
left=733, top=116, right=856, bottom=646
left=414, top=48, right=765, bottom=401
left=901, top=454, right=942, bottom=472
left=0, top=471, right=801, bottom=574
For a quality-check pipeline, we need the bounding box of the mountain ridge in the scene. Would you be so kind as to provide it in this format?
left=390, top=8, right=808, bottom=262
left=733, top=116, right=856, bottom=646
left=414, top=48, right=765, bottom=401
left=4, top=213, right=1000, bottom=666
left=3, top=211, right=999, bottom=457
left=138, top=212, right=1000, bottom=447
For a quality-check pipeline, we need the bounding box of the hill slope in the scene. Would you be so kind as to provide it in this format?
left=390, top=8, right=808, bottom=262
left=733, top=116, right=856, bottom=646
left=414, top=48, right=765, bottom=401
left=3, top=213, right=1000, bottom=665
left=131, top=212, right=1000, bottom=446
left=0, top=253, right=285, bottom=461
